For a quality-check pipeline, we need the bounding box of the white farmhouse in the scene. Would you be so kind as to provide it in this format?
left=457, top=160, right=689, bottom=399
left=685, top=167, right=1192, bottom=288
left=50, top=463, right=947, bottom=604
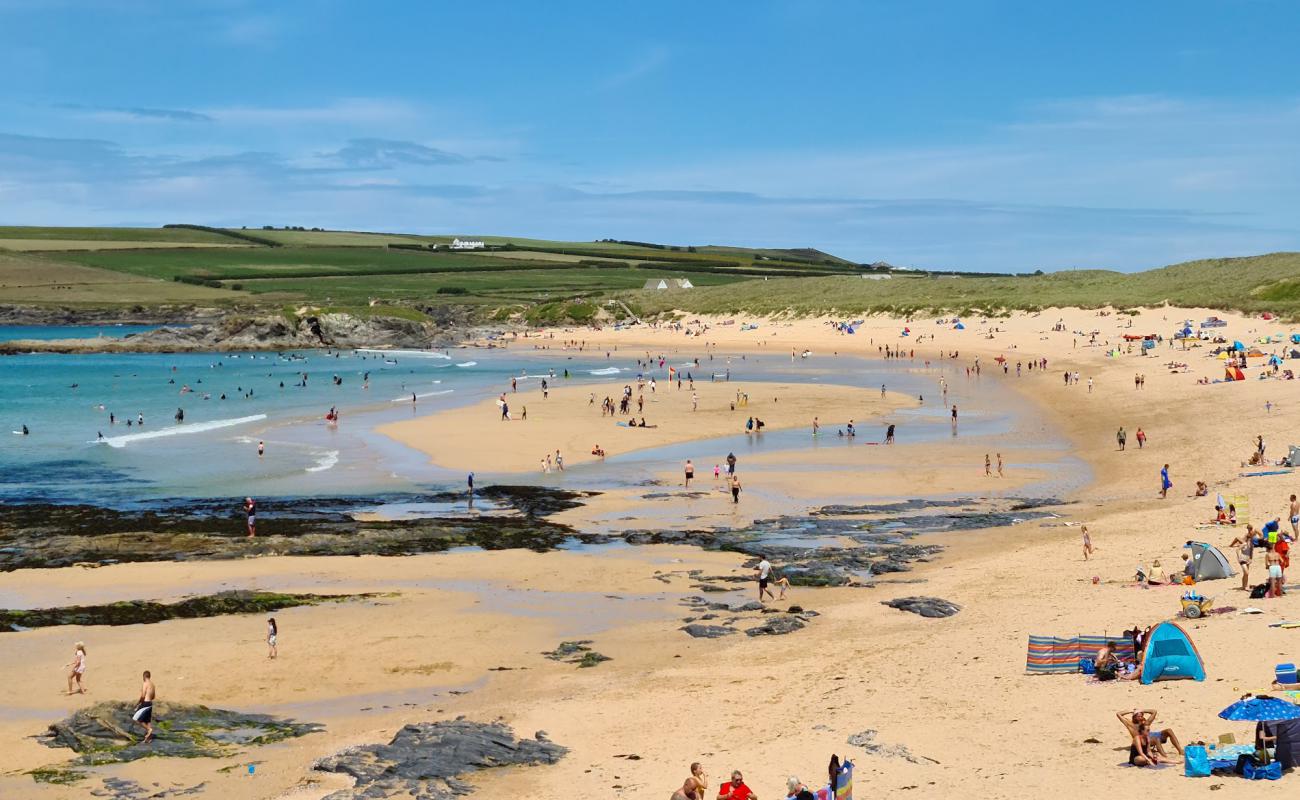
left=450, top=238, right=486, bottom=250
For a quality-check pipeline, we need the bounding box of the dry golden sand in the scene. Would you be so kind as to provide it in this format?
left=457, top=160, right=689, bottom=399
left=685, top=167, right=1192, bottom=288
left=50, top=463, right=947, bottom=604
left=3, top=306, right=1300, bottom=799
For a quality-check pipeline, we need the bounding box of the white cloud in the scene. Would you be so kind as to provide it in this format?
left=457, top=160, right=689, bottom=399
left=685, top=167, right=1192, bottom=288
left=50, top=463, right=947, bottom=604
left=599, top=46, right=670, bottom=90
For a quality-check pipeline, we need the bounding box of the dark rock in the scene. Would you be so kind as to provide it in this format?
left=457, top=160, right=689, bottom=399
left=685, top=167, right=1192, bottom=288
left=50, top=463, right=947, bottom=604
left=881, top=596, right=961, bottom=618
left=1, top=590, right=370, bottom=632
left=680, top=624, right=736, bottom=639
left=314, top=719, right=565, bottom=799
left=730, top=601, right=765, bottom=612
left=788, top=605, right=804, bottom=613
left=38, top=701, right=321, bottom=771
left=744, top=616, right=805, bottom=637
left=541, top=641, right=610, bottom=667
left=0, top=487, right=587, bottom=571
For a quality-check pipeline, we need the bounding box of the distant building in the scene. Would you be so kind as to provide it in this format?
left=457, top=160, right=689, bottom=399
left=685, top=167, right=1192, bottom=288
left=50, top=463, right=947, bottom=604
left=643, top=278, right=694, bottom=290
left=450, top=238, right=486, bottom=250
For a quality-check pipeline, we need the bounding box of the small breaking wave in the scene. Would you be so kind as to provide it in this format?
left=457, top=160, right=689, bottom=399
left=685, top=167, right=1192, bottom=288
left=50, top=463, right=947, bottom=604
left=455, top=361, right=477, bottom=367
left=93, top=414, right=268, bottom=448
left=588, top=367, right=621, bottom=376
left=390, top=389, right=455, bottom=402
left=356, top=348, right=452, bottom=359
left=306, top=449, right=340, bottom=473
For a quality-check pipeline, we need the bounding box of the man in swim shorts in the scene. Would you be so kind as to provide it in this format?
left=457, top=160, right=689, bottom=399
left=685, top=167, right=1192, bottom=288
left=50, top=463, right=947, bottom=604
left=1290, top=494, right=1298, bottom=537
left=684, top=459, right=695, bottom=487
left=132, top=670, right=156, bottom=743
left=756, top=555, right=774, bottom=602
left=244, top=497, right=256, bottom=538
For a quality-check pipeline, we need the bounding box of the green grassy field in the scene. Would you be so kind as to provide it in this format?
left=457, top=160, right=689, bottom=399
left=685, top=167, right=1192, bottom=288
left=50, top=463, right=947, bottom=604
left=627, top=253, right=1300, bottom=319
left=8, top=225, right=1300, bottom=322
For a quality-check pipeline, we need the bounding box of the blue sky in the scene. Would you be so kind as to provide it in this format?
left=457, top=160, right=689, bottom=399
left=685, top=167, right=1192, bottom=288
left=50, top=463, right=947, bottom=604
left=2, top=0, right=1300, bottom=271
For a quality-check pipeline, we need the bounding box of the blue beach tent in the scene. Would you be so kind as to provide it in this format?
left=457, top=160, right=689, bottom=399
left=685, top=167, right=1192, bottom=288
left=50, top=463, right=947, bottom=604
left=1139, top=621, right=1206, bottom=685
left=1233, top=340, right=1246, bottom=351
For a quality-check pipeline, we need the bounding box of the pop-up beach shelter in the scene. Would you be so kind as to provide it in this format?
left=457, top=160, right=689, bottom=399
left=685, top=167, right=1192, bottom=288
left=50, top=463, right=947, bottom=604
left=1183, top=541, right=1235, bottom=581
left=1139, top=621, right=1206, bottom=684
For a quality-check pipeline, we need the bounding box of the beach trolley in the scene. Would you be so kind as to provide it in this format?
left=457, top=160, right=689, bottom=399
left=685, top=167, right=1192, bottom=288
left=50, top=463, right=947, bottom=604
left=1180, top=590, right=1213, bottom=619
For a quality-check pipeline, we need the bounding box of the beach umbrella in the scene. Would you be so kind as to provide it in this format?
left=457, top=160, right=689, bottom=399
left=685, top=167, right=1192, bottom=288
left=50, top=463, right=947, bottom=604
left=1219, top=695, right=1300, bottom=722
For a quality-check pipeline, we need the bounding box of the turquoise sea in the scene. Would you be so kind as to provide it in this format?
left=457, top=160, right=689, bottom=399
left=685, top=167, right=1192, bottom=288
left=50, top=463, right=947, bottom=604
left=0, top=339, right=1072, bottom=507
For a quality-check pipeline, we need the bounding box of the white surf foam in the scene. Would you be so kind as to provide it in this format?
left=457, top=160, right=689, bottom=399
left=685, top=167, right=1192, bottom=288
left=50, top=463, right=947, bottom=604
left=356, top=348, right=452, bottom=359
left=390, top=389, right=455, bottom=402
left=94, top=414, right=268, bottom=448
left=455, top=361, right=477, bottom=367
left=306, top=449, right=340, bottom=473
left=588, top=367, right=621, bottom=375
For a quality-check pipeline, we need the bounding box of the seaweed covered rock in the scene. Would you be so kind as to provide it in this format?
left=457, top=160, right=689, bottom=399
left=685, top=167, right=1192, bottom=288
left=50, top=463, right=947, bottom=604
left=1, top=590, right=366, bottom=632
left=314, top=719, right=565, bottom=799
left=39, top=701, right=321, bottom=766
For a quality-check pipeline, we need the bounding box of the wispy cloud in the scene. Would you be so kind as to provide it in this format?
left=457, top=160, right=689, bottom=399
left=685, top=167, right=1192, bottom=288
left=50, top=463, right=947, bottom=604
left=205, top=99, right=421, bottom=126
left=56, top=103, right=213, bottom=123
left=599, top=46, right=670, bottom=90
left=323, top=138, right=475, bottom=169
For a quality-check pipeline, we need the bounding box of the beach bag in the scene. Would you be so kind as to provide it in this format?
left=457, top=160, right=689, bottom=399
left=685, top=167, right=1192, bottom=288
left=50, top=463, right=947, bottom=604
left=1243, top=759, right=1282, bottom=780
left=1184, top=745, right=1211, bottom=777
left=1251, top=583, right=1270, bottom=599
left=1078, top=658, right=1096, bottom=675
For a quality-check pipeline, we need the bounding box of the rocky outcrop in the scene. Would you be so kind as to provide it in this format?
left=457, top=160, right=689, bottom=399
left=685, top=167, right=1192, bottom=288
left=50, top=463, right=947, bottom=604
left=0, top=310, right=451, bottom=353
left=881, top=596, right=961, bottom=618
left=314, top=719, right=565, bottom=799
left=0, top=487, right=588, bottom=571
left=0, top=590, right=369, bottom=632
left=542, top=640, right=611, bottom=667
left=38, top=701, right=321, bottom=766
left=680, top=624, right=737, bottom=639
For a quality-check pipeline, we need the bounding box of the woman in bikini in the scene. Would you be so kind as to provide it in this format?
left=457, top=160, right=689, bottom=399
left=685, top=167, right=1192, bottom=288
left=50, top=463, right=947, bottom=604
left=670, top=761, right=707, bottom=800
left=1118, top=709, right=1162, bottom=766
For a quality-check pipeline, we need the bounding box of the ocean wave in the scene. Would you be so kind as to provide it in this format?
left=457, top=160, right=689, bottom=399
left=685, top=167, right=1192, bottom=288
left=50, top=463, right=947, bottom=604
left=588, top=367, right=621, bottom=375
left=356, top=348, right=452, bottom=359
left=93, top=414, right=268, bottom=448
left=306, top=449, right=340, bottom=473
left=390, top=389, right=455, bottom=402
left=455, top=361, right=477, bottom=367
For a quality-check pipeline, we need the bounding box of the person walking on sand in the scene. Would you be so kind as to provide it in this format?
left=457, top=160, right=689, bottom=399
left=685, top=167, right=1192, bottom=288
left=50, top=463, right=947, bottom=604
left=985, top=454, right=991, bottom=476
left=1159, top=465, right=1172, bottom=499
left=1087, top=377, right=1094, bottom=393
left=997, top=453, right=1004, bottom=477
left=1082, top=525, right=1094, bottom=560
left=1289, top=494, right=1299, bottom=537
left=951, top=405, right=958, bottom=433
left=1136, top=427, right=1146, bottom=449
left=671, top=762, right=708, bottom=800
left=684, top=459, right=695, bottom=487
left=1117, top=427, right=1126, bottom=451
left=713, top=464, right=721, bottom=482
left=132, top=671, right=156, bottom=743
left=692, top=392, right=698, bottom=411
left=467, top=472, right=474, bottom=498
left=555, top=450, right=564, bottom=471
left=65, top=642, right=87, bottom=694
left=243, top=497, right=256, bottom=538
left=756, top=555, right=775, bottom=602
left=730, top=474, right=741, bottom=504
left=812, top=417, right=820, bottom=437
left=266, top=617, right=278, bottom=659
